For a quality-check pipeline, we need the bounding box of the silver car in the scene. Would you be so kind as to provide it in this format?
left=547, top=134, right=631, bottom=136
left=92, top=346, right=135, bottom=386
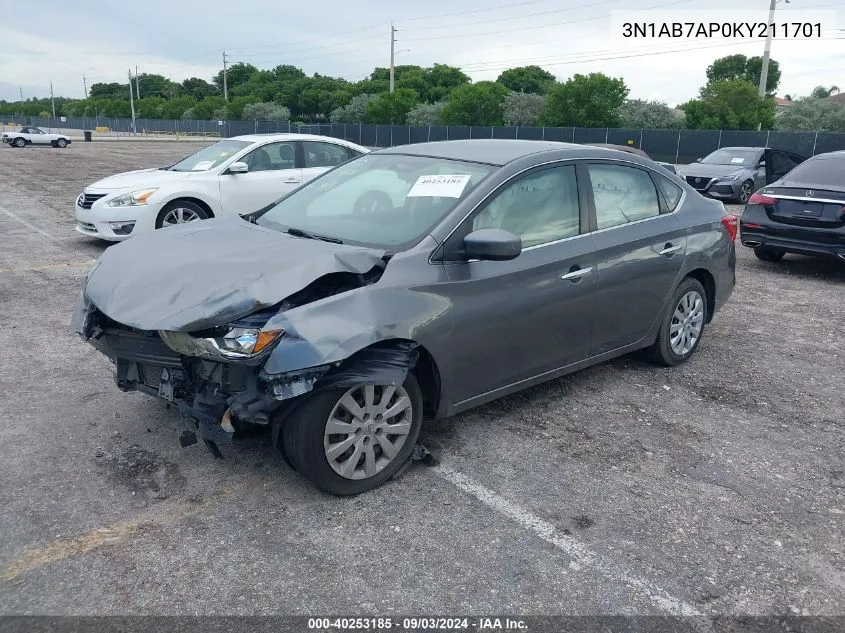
left=683, top=146, right=806, bottom=203
left=73, top=140, right=737, bottom=495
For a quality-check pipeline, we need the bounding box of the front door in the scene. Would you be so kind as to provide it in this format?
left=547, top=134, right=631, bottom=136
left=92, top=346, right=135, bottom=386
left=764, top=149, right=806, bottom=184
left=438, top=163, right=597, bottom=404
left=585, top=162, right=688, bottom=356
left=218, top=140, right=302, bottom=215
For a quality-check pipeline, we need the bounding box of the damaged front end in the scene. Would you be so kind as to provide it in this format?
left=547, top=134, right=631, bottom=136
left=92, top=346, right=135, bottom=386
left=72, top=261, right=418, bottom=459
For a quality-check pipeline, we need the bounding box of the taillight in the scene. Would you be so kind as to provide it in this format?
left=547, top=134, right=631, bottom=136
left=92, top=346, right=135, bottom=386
left=721, top=215, right=738, bottom=241
left=748, top=192, right=776, bottom=206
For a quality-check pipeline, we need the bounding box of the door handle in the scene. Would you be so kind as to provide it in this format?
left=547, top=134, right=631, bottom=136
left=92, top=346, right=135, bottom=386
left=659, top=243, right=683, bottom=256
left=561, top=266, right=592, bottom=281
left=283, top=178, right=301, bottom=184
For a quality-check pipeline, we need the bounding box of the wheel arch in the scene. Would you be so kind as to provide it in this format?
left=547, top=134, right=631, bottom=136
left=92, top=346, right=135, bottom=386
left=683, top=268, right=716, bottom=323
left=160, top=195, right=216, bottom=218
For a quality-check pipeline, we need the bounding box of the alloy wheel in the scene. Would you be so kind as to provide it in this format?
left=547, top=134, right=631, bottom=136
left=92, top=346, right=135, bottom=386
left=739, top=182, right=752, bottom=203
left=323, top=384, right=413, bottom=480
left=669, top=290, right=704, bottom=356
left=161, top=207, right=201, bottom=226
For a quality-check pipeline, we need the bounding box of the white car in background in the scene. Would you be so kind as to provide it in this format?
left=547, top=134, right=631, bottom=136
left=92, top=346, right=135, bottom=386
left=2, top=126, right=72, bottom=148
left=74, top=133, right=369, bottom=241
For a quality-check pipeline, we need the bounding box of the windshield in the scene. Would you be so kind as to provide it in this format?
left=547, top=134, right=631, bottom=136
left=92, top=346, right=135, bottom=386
left=255, top=153, right=495, bottom=248
left=167, top=139, right=251, bottom=172
left=701, top=148, right=760, bottom=166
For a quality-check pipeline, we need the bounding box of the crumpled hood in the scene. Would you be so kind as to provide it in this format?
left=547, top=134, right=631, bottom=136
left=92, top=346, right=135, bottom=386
left=684, top=163, right=748, bottom=180
left=87, top=168, right=195, bottom=191
left=83, top=216, right=387, bottom=332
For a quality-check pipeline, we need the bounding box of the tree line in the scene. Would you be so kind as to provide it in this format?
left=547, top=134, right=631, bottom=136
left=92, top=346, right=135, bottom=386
left=2, top=55, right=843, bottom=132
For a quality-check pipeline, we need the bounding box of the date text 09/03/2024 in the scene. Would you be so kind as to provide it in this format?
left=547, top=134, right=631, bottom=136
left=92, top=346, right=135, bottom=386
left=307, top=618, right=529, bottom=631
left=621, top=22, right=822, bottom=38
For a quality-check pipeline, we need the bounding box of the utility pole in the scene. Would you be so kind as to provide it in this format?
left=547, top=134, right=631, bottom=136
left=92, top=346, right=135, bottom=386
left=757, top=0, right=778, bottom=97
left=50, top=81, right=56, bottom=119
left=135, top=65, right=141, bottom=100
left=389, top=23, right=396, bottom=93
left=128, top=68, right=136, bottom=135
left=222, top=50, right=229, bottom=101
left=83, top=75, right=88, bottom=98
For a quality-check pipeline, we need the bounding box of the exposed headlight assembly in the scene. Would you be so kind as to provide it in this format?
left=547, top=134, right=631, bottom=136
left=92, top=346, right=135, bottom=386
left=108, top=188, right=158, bottom=207
left=159, top=327, right=284, bottom=361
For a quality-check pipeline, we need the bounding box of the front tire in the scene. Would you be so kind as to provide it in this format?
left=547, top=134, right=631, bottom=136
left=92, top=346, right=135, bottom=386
left=280, top=374, right=424, bottom=495
left=647, top=278, right=707, bottom=367
left=754, top=246, right=785, bottom=262
left=155, top=200, right=209, bottom=229
left=56, top=138, right=68, bottom=148
left=736, top=180, right=754, bottom=204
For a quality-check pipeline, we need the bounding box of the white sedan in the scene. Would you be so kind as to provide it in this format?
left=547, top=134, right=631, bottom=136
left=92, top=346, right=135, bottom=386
left=74, top=133, right=369, bottom=241
left=2, top=126, right=72, bottom=148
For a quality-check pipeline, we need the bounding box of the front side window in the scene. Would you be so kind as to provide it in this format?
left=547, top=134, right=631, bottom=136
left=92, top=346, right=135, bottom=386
left=244, top=141, right=296, bottom=172
left=588, top=164, right=661, bottom=230
left=167, top=139, right=251, bottom=172
left=472, top=165, right=580, bottom=248
left=256, top=153, right=494, bottom=249
left=303, top=141, right=352, bottom=168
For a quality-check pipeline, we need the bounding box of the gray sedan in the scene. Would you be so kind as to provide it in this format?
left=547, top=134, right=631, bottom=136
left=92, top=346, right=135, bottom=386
left=683, top=146, right=806, bottom=203
left=72, top=140, right=737, bottom=495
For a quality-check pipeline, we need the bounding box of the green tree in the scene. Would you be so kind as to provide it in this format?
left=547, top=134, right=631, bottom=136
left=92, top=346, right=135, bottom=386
left=213, top=62, right=259, bottom=93
left=424, top=64, right=471, bottom=102
left=809, top=85, right=841, bottom=99
left=502, top=92, right=546, bottom=126
left=706, top=54, right=781, bottom=94
left=617, top=99, right=684, bottom=129
left=89, top=82, right=127, bottom=100
left=681, top=80, right=775, bottom=130
left=540, top=73, right=628, bottom=127
left=775, top=98, right=845, bottom=131
left=440, top=81, right=509, bottom=126
left=135, top=74, right=176, bottom=99
left=181, top=77, right=217, bottom=100
left=365, top=89, right=419, bottom=124
left=497, top=66, right=556, bottom=94
left=330, top=93, right=376, bottom=123
left=406, top=101, right=446, bottom=125
left=242, top=102, right=291, bottom=121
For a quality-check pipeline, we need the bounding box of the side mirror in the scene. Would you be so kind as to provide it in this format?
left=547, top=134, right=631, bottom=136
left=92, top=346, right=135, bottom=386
left=695, top=157, right=702, bottom=163
left=462, top=228, right=522, bottom=261
left=758, top=160, right=766, bottom=168
left=227, top=161, right=248, bottom=174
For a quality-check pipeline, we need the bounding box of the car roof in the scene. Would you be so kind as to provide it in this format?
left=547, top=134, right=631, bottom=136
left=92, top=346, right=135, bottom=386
left=374, top=139, right=656, bottom=167
left=712, top=146, right=764, bottom=151
left=229, top=133, right=364, bottom=146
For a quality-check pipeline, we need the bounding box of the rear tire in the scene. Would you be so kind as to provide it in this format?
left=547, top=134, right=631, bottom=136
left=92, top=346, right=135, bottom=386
left=754, top=246, right=785, bottom=262
left=647, top=278, right=707, bottom=367
left=280, top=374, right=423, bottom=495
left=155, top=200, right=209, bottom=229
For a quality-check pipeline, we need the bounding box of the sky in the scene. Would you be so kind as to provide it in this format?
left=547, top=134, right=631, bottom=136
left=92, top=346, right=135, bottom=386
left=1, top=0, right=842, bottom=106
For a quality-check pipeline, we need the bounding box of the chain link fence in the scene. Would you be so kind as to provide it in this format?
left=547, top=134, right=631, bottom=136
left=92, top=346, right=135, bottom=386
left=2, top=115, right=843, bottom=161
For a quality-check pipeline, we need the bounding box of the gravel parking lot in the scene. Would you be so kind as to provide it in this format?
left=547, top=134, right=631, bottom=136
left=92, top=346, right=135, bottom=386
left=0, top=142, right=843, bottom=622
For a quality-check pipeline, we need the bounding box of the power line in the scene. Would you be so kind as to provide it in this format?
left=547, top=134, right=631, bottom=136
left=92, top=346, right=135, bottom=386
left=402, top=0, right=696, bottom=41
left=394, top=0, right=554, bottom=23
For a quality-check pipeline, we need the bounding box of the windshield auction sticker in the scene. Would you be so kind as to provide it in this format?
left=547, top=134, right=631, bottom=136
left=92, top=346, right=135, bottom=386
left=610, top=9, right=836, bottom=41
left=407, top=175, right=472, bottom=198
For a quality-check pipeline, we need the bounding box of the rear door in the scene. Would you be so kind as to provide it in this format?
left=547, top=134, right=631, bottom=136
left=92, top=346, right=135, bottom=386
left=218, top=140, right=302, bottom=214
left=585, top=162, right=688, bottom=356
left=300, top=141, right=357, bottom=184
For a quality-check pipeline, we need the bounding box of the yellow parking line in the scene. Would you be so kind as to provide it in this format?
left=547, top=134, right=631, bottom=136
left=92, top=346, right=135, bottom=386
left=0, top=260, right=96, bottom=274
left=0, top=485, right=238, bottom=583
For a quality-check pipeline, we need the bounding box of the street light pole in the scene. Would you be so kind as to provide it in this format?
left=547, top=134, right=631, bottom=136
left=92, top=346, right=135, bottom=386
left=758, top=0, right=778, bottom=96
left=389, top=23, right=396, bottom=93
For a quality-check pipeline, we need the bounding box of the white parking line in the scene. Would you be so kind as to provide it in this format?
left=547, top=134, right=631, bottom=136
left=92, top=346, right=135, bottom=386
left=0, top=203, right=61, bottom=244
left=434, top=466, right=709, bottom=623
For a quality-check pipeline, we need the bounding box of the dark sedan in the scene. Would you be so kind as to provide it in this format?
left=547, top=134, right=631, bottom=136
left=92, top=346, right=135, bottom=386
left=740, top=150, right=845, bottom=262
left=72, top=140, right=737, bottom=495
left=684, top=147, right=806, bottom=203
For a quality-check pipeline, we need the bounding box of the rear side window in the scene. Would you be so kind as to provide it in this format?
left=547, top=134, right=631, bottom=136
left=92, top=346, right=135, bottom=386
left=781, top=155, right=843, bottom=188
left=654, top=174, right=683, bottom=211
left=588, top=164, right=661, bottom=229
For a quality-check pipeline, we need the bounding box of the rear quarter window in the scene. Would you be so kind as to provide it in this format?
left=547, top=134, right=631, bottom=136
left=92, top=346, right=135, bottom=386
left=654, top=174, right=684, bottom=211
